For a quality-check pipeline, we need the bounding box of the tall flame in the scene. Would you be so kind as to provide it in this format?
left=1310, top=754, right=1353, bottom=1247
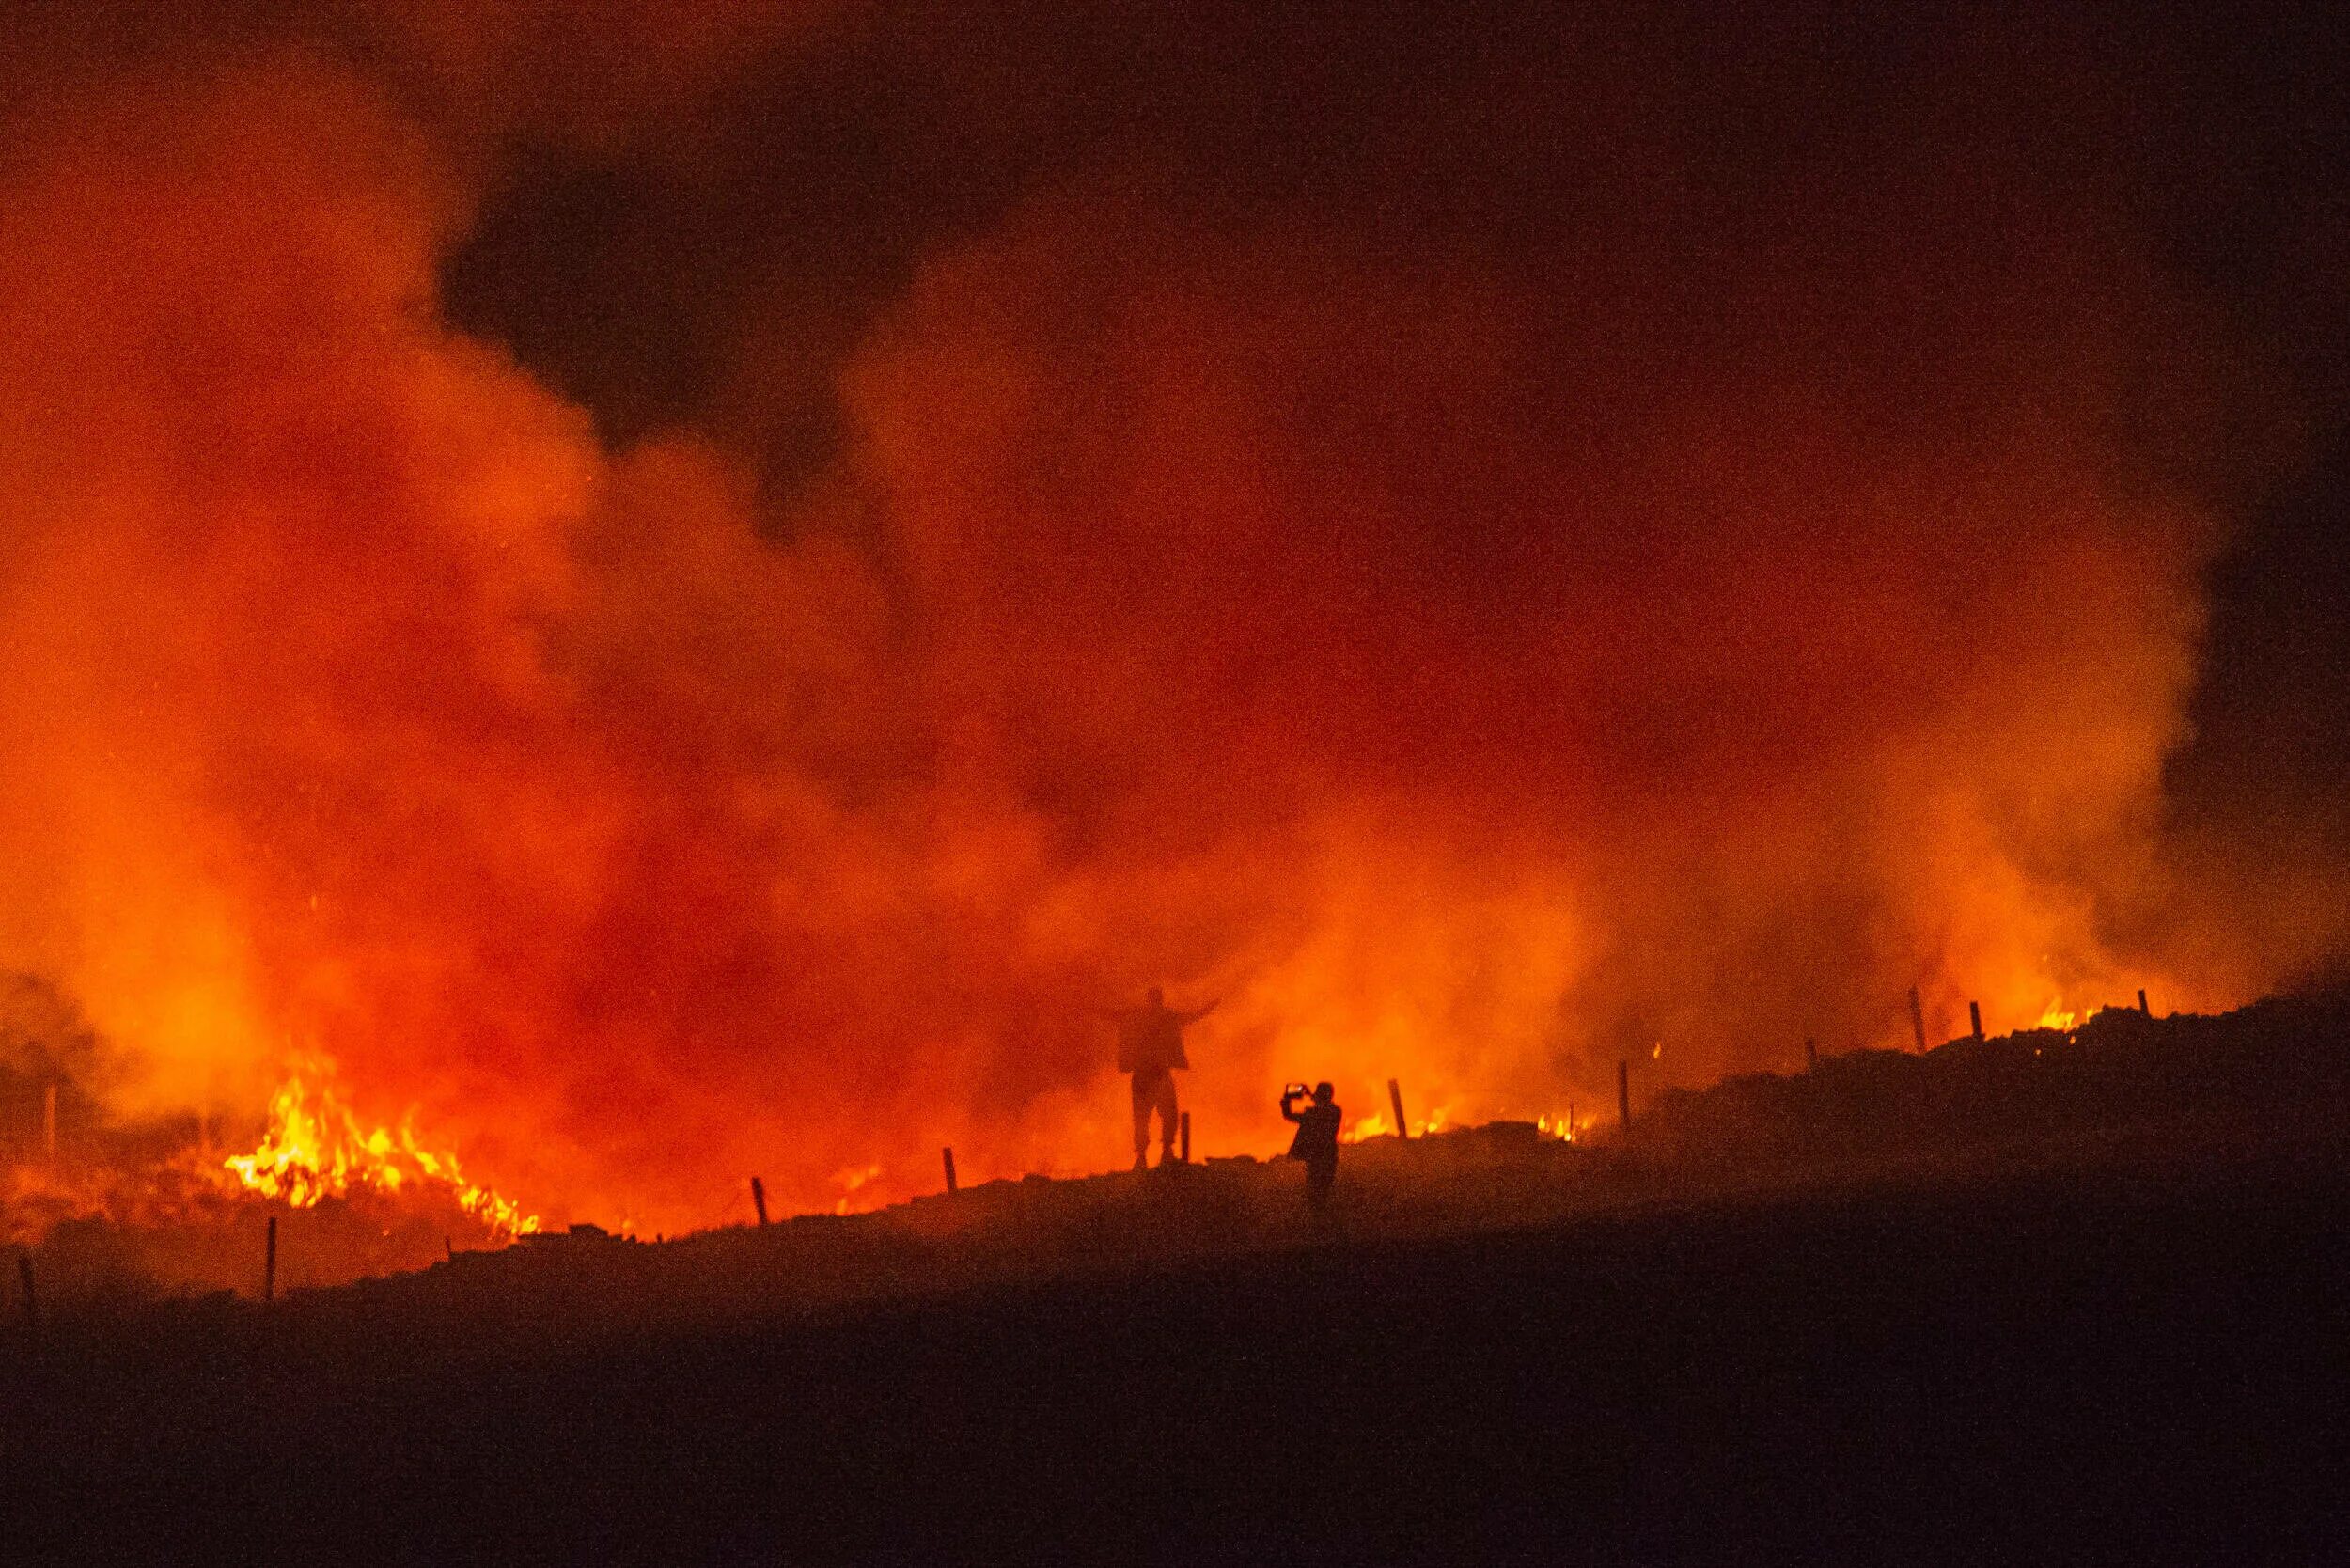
left=221, top=1074, right=540, bottom=1238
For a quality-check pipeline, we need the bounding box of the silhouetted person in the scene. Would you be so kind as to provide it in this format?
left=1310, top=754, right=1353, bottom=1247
left=1109, top=987, right=1218, bottom=1169
left=1282, top=1080, right=1342, bottom=1211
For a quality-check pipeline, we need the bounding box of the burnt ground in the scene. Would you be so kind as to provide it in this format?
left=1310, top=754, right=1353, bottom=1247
left=6, top=1004, right=2350, bottom=1563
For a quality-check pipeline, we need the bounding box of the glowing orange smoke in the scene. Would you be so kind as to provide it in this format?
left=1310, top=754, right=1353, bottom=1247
left=0, top=23, right=2325, bottom=1254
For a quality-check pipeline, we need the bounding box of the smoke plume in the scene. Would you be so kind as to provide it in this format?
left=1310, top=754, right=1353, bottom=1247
left=0, top=5, right=2329, bottom=1231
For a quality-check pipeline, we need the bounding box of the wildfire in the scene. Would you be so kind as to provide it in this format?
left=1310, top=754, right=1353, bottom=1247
left=221, top=1074, right=540, bottom=1238
left=1340, top=1105, right=1457, bottom=1143
left=831, top=1163, right=885, bottom=1215
left=1534, top=1113, right=1575, bottom=1142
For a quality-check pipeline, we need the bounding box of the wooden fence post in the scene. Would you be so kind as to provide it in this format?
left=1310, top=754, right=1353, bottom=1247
left=750, top=1177, right=769, bottom=1227
left=1969, top=1001, right=1984, bottom=1042
left=941, top=1146, right=958, bottom=1194
left=1909, top=987, right=1928, bottom=1054
left=1179, top=1111, right=1191, bottom=1164
left=1387, top=1078, right=1408, bottom=1140
left=2138, top=988, right=2151, bottom=1016
left=263, top=1215, right=276, bottom=1304
left=1618, top=1060, right=1631, bottom=1128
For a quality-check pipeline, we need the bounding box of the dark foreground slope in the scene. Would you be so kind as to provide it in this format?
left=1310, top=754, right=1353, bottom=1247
left=5, top=1149, right=2345, bottom=1563
left=6, top=1002, right=2350, bottom=1563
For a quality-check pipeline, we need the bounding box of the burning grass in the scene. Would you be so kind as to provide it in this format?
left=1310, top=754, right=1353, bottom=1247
left=11, top=990, right=2349, bottom=1321
left=220, top=1073, right=539, bottom=1237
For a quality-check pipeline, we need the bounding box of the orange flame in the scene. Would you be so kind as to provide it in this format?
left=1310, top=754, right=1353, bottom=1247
left=221, top=1074, right=540, bottom=1238
left=830, top=1162, right=885, bottom=1215
left=1340, top=1104, right=1458, bottom=1143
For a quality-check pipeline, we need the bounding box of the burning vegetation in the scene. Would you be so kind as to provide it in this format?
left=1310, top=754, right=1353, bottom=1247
left=219, top=1074, right=539, bottom=1238
left=0, top=2, right=2342, bottom=1274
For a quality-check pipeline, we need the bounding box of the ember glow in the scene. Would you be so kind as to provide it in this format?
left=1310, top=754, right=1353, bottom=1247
left=1, top=3, right=2344, bottom=1259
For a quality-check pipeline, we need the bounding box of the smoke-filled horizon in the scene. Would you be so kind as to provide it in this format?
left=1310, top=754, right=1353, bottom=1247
left=0, top=2, right=2344, bottom=1230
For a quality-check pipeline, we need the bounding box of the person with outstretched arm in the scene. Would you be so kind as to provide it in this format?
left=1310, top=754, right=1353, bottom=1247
left=1281, top=1080, right=1342, bottom=1212
left=1107, top=987, right=1218, bottom=1169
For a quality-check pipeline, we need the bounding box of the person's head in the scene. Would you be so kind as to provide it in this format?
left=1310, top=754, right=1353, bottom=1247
left=1313, top=1082, right=1334, bottom=1105
left=1146, top=986, right=1164, bottom=1008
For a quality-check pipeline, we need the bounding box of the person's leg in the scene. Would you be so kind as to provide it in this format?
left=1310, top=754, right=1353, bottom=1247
left=1130, top=1073, right=1154, bottom=1168
left=1307, top=1156, right=1334, bottom=1212
left=1155, top=1074, right=1180, bottom=1163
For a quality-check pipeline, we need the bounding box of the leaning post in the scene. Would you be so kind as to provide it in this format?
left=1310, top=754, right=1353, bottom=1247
left=2138, top=988, right=2151, bottom=1016
left=750, top=1177, right=770, bottom=1227
left=941, top=1146, right=958, bottom=1195
left=1387, top=1078, right=1408, bottom=1140
left=1969, top=1001, right=1984, bottom=1042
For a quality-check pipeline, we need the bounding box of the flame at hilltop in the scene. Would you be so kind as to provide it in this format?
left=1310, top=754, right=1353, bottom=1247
left=0, top=8, right=2338, bottom=1247
left=222, top=1074, right=539, bottom=1239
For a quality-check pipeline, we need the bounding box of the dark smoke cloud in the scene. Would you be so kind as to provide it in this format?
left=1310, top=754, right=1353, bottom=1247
left=0, top=3, right=2338, bottom=1231
left=0, top=1, right=837, bottom=150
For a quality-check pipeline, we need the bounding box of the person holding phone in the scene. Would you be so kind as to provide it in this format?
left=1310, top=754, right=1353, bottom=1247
left=1280, top=1080, right=1342, bottom=1212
